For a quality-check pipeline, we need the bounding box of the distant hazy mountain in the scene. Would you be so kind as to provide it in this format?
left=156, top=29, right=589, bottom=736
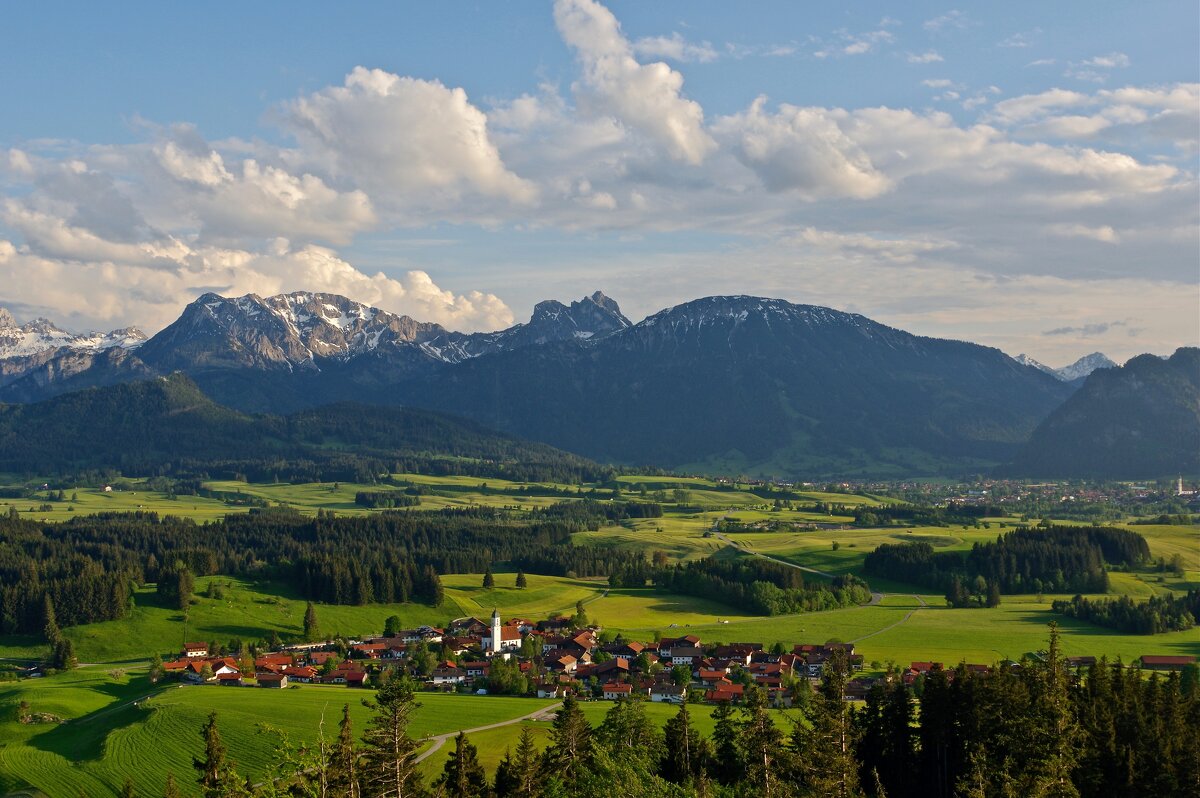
left=0, top=291, right=1078, bottom=477
left=1007, top=347, right=1200, bottom=478
left=1014, top=351, right=1116, bottom=385
left=0, top=373, right=603, bottom=479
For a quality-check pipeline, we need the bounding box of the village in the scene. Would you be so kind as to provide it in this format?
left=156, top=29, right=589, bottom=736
left=160, top=607, right=1198, bottom=703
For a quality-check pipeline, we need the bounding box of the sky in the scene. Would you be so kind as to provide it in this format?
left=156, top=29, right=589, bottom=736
left=0, top=0, right=1196, bottom=365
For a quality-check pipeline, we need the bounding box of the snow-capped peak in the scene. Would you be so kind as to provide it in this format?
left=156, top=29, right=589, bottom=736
left=1056, top=352, right=1117, bottom=382
left=0, top=309, right=147, bottom=361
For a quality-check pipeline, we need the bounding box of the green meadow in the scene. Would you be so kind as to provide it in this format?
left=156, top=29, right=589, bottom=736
left=0, top=667, right=557, bottom=797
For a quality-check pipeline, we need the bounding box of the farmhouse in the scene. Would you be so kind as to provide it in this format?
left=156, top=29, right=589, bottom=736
left=1140, top=655, right=1196, bottom=670
left=183, top=642, right=209, bottom=658
left=257, top=673, right=288, bottom=688
left=602, top=683, right=633, bottom=700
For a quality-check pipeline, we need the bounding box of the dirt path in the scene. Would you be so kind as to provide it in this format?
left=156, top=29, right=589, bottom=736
left=414, top=701, right=562, bottom=763
left=849, top=594, right=929, bottom=644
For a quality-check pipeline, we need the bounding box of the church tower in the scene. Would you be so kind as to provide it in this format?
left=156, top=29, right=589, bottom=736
left=490, top=608, right=502, bottom=656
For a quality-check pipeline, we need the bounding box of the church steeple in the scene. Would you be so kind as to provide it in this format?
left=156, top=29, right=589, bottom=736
left=489, top=607, right=502, bottom=656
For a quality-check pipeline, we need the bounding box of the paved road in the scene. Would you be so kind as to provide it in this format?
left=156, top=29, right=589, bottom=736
left=414, top=701, right=562, bottom=763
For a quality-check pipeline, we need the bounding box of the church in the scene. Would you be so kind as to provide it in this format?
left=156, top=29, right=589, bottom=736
left=482, top=608, right=523, bottom=656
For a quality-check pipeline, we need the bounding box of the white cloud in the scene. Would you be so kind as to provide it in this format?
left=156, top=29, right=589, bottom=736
left=1083, top=52, right=1131, bottom=69
left=711, top=97, right=891, bottom=198
left=0, top=228, right=513, bottom=333
left=554, top=0, right=716, bottom=164
left=1046, top=222, right=1120, bottom=243
left=998, top=29, right=1041, bottom=48
left=813, top=29, right=895, bottom=59
left=632, top=32, right=719, bottom=63
left=907, top=51, right=944, bottom=64
left=923, top=10, right=972, bottom=33
left=922, top=79, right=956, bottom=88
left=282, top=66, right=537, bottom=213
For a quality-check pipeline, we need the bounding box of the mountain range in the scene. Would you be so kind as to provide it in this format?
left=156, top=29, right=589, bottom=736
left=1008, top=347, right=1200, bottom=478
left=0, top=291, right=1188, bottom=478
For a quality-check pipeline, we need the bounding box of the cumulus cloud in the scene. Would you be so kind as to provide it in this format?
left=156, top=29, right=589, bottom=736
left=281, top=66, right=537, bottom=213
left=0, top=228, right=513, bottom=333
left=907, top=51, right=944, bottom=64
left=711, top=98, right=890, bottom=198
left=553, top=0, right=716, bottom=164
left=1046, top=222, right=1120, bottom=243
left=987, top=83, right=1199, bottom=152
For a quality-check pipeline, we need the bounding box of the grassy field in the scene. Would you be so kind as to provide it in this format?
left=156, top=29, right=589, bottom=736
left=0, top=666, right=558, bottom=797
left=0, top=665, right=778, bottom=796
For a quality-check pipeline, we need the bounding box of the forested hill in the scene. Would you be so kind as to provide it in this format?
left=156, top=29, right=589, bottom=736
left=1006, top=347, right=1200, bottom=478
left=0, top=374, right=608, bottom=482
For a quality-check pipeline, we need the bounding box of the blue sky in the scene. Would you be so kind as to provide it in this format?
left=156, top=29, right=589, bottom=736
left=0, top=1, right=1196, bottom=363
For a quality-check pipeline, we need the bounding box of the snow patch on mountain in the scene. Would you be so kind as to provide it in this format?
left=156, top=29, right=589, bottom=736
left=0, top=309, right=146, bottom=361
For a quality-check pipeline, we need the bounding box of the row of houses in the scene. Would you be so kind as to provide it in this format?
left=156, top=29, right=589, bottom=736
left=170, top=619, right=1197, bottom=702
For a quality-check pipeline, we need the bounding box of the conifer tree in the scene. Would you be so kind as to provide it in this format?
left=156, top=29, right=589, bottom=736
left=542, top=694, right=592, bottom=783
left=661, top=701, right=705, bottom=785
left=329, top=703, right=359, bottom=798
left=795, top=649, right=863, bottom=798
left=436, top=732, right=489, bottom=798
left=359, top=676, right=423, bottom=798
left=739, top=686, right=790, bottom=798
left=42, top=593, right=60, bottom=644
left=515, top=570, right=527, bottom=589
left=495, top=726, right=541, bottom=797
left=303, top=602, right=321, bottom=642
left=483, top=569, right=495, bottom=589
left=193, top=712, right=246, bottom=798
left=710, top=699, right=745, bottom=785
left=162, top=772, right=181, bottom=798
left=597, top=698, right=664, bottom=771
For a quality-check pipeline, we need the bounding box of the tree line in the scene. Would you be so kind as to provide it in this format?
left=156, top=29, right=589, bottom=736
left=863, top=525, right=1150, bottom=597
left=653, top=554, right=872, bottom=615
left=1051, top=590, right=1200, bottom=634
left=0, top=502, right=644, bottom=636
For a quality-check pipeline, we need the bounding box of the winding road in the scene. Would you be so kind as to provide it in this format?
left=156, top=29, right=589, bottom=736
left=413, top=701, right=562, bottom=763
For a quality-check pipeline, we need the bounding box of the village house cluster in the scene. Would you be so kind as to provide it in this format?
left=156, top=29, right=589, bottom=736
left=158, top=608, right=1199, bottom=701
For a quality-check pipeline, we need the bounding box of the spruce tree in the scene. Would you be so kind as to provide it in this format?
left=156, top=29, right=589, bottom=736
left=496, top=726, right=541, bottom=797
left=1024, top=623, right=1080, bottom=797
left=739, top=686, right=790, bottom=798
left=482, top=569, right=495, bottom=589
left=193, top=712, right=245, bottom=798
left=795, top=649, right=862, bottom=798
left=42, top=594, right=60, bottom=644
left=329, top=703, right=359, bottom=798
left=542, top=694, right=592, bottom=782
left=162, top=772, right=181, bottom=798
left=661, top=701, right=705, bottom=785
left=710, top=699, right=745, bottom=785
left=515, top=570, right=527, bottom=589
left=597, top=698, right=664, bottom=771
left=304, top=602, right=320, bottom=642
left=436, top=731, right=489, bottom=798
left=359, top=675, right=423, bottom=798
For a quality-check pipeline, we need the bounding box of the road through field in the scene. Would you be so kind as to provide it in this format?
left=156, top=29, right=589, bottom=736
left=414, top=702, right=562, bottom=763
left=711, top=530, right=887, bottom=605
